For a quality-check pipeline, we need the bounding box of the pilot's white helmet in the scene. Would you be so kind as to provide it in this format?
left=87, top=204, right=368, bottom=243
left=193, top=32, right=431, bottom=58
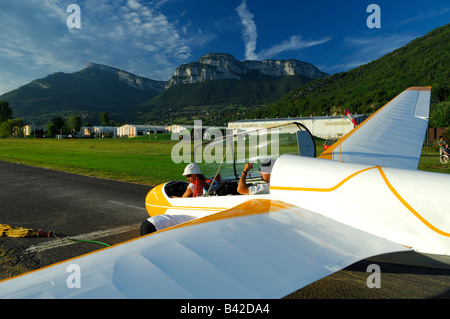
left=182, top=163, right=202, bottom=176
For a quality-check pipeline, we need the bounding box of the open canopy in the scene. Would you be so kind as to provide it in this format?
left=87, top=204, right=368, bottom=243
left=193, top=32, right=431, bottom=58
left=194, top=122, right=316, bottom=181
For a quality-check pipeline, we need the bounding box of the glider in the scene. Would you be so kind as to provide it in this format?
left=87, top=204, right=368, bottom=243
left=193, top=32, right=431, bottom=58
left=1, top=86, right=448, bottom=299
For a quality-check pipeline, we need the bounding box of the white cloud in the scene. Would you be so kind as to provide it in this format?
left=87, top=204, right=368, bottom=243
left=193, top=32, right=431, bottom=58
left=0, top=0, right=194, bottom=94
left=258, top=36, right=332, bottom=61
left=235, top=0, right=258, bottom=60
left=235, top=0, right=330, bottom=61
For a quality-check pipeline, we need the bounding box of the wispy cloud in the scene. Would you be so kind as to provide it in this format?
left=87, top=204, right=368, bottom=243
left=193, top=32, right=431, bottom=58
left=0, top=0, right=194, bottom=94
left=235, top=0, right=329, bottom=61
left=235, top=0, right=258, bottom=60
left=346, top=33, right=416, bottom=59
left=396, top=7, right=450, bottom=26
left=258, top=35, right=332, bottom=61
left=325, top=33, right=417, bottom=73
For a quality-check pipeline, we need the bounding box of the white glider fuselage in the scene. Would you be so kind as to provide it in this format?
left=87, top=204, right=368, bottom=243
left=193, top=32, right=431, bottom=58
left=270, top=155, right=450, bottom=257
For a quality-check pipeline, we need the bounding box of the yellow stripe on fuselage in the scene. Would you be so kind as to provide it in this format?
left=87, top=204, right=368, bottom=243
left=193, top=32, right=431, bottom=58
left=270, top=166, right=377, bottom=192
left=271, top=164, right=450, bottom=237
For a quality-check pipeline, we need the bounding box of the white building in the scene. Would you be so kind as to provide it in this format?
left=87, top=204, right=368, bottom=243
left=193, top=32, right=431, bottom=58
left=92, top=126, right=118, bottom=137
left=227, top=115, right=367, bottom=139
left=117, top=124, right=189, bottom=138
left=165, top=124, right=189, bottom=134
left=80, top=126, right=118, bottom=137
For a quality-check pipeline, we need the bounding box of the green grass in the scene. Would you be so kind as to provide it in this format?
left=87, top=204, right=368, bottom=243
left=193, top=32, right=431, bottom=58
left=418, top=144, right=450, bottom=174
left=0, top=137, right=187, bottom=185
left=0, top=137, right=448, bottom=187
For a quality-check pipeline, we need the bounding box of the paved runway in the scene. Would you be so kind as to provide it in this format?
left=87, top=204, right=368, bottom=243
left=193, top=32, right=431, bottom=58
left=0, top=161, right=150, bottom=270
left=1, top=161, right=450, bottom=299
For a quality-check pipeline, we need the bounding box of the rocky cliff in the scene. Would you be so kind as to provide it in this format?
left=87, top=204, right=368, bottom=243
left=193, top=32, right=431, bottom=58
left=166, top=53, right=329, bottom=88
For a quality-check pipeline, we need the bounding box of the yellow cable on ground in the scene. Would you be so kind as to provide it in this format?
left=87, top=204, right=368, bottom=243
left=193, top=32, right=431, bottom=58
left=0, top=224, right=51, bottom=238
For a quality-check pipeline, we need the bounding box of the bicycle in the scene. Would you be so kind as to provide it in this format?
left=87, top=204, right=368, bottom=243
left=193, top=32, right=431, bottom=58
left=440, top=153, right=449, bottom=164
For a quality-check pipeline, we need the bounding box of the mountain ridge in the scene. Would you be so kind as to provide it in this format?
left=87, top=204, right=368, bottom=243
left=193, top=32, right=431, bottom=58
left=0, top=54, right=327, bottom=126
left=166, top=53, right=328, bottom=88
left=0, top=63, right=164, bottom=125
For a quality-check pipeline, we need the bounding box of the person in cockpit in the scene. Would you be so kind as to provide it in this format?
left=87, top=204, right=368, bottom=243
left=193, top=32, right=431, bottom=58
left=237, top=159, right=273, bottom=195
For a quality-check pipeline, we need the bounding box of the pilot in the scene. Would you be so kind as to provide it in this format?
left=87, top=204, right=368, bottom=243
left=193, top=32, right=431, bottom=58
left=237, top=158, right=274, bottom=195
left=173, top=163, right=209, bottom=198
left=140, top=214, right=197, bottom=235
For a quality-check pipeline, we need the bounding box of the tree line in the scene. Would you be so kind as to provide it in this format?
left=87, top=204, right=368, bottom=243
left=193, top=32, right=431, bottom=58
left=0, top=102, right=116, bottom=138
left=44, top=112, right=118, bottom=137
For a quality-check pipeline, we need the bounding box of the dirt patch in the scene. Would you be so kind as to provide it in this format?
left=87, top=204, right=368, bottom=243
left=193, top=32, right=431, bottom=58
left=0, top=248, right=28, bottom=281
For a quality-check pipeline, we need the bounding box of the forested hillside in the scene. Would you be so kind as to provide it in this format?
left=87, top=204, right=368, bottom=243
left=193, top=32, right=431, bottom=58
left=140, top=74, right=315, bottom=125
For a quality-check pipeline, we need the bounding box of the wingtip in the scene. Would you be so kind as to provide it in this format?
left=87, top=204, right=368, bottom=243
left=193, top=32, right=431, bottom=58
left=406, top=86, right=431, bottom=91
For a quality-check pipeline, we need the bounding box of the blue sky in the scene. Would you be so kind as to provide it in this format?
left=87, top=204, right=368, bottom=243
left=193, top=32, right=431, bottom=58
left=0, top=0, right=448, bottom=95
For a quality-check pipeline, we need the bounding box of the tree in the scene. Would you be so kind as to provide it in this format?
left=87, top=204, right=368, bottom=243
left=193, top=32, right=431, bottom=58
left=0, top=120, right=12, bottom=137
left=430, top=101, right=450, bottom=128
left=0, top=118, right=25, bottom=137
left=47, top=116, right=66, bottom=137
left=100, top=112, right=110, bottom=126
left=70, top=115, right=82, bottom=133
left=11, top=118, right=25, bottom=136
left=0, top=101, right=13, bottom=123
left=46, top=123, right=58, bottom=137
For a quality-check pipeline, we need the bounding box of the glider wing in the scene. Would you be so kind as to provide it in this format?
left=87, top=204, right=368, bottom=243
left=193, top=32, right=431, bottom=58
left=318, top=87, right=431, bottom=170
left=0, top=199, right=409, bottom=299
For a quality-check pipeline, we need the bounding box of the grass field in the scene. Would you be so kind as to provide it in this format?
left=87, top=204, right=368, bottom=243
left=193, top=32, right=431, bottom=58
left=0, top=136, right=448, bottom=186
left=0, top=136, right=186, bottom=185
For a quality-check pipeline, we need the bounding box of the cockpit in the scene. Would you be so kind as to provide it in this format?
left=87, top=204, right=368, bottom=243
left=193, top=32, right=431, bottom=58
left=164, top=122, right=316, bottom=198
